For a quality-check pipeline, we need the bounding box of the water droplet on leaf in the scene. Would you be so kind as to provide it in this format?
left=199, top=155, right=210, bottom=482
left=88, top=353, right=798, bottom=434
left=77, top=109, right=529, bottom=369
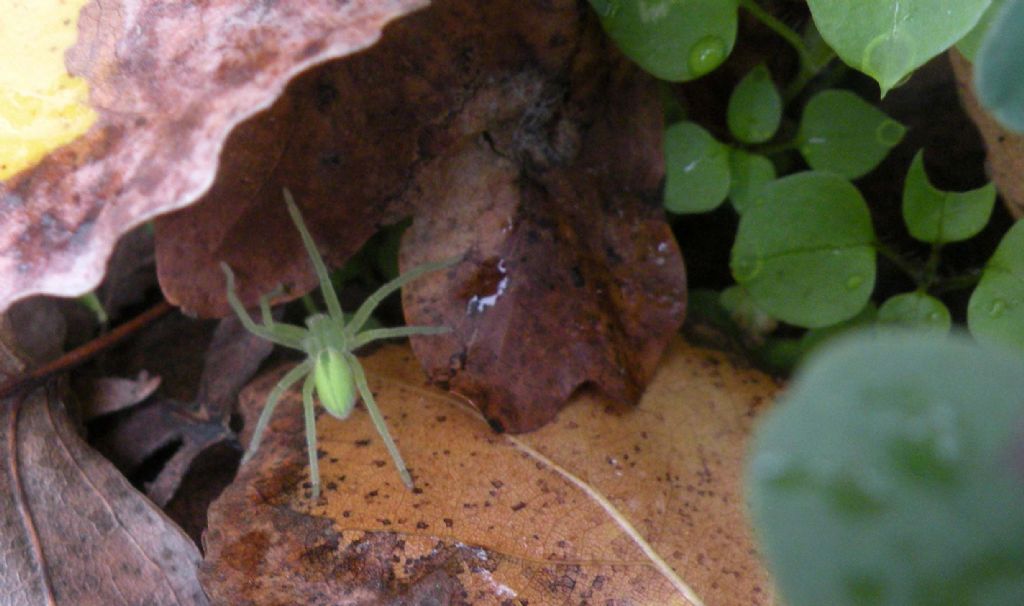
left=875, top=119, right=906, bottom=146
left=988, top=298, right=1008, bottom=317
left=732, top=255, right=764, bottom=281
left=687, top=36, right=726, bottom=78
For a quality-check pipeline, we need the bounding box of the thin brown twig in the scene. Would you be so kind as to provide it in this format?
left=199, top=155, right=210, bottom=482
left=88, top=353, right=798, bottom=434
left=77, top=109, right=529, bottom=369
left=0, top=300, right=174, bottom=400
left=7, top=391, right=57, bottom=606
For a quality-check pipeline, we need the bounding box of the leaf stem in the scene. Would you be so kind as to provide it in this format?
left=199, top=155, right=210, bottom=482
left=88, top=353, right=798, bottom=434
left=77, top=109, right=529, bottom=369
left=920, top=243, right=944, bottom=289
left=0, top=300, right=173, bottom=400
left=874, top=241, right=921, bottom=283
left=738, top=0, right=813, bottom=67
left=931, top=270, right=983, bottom=295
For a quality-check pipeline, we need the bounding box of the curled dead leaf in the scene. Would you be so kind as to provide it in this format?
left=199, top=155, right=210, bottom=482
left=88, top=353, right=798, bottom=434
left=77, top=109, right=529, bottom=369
left=1, top=388, right=207, bottom=605
left=950, top=50, right=1024, bottom=218
left=154, top=0, right=685, bottom=431
left=202, top=339, right=776, bottom=605
left=0, top=0, right=428, bottom=313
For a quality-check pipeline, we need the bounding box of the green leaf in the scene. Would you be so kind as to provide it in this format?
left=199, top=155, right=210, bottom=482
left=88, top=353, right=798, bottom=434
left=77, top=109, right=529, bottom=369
left=969, top=220, right=1024, bottom=348
left=975, top=0, right=1024, bottom=133
left=663, top=121, right=731, bottom=214
left=720, top=284, right=777, bottom=340
left=589, top=0, right=738, bottom=82
left=806, top=0, right=992, bottom=95
left=957, top=0, right=1008, bottom=61
left=727, top=65, right=782, bottom=143
left=798, top=90, right=905, bottom=179
left=748, top=331, right=1024, bottom=606
left=730, top=171, right=876, bottom=328
left=728, top=149, right=775, bottom=214
left=799, top=303, right=879, bottom=353
left=877, top=292, right=951, bottom=333
left=901, top=150, right=996, bottom=243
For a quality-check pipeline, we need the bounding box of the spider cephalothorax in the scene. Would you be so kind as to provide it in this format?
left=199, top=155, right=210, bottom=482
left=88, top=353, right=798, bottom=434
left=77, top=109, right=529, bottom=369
left=222, top=189, right=456, bottom=498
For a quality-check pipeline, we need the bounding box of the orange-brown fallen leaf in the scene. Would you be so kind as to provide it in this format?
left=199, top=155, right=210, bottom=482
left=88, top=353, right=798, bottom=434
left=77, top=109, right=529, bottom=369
left=201, top=338, right=777, bottom=605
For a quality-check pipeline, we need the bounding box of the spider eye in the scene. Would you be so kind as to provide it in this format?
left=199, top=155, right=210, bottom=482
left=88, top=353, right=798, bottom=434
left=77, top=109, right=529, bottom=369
left=314, top=348, right=357, bottom=419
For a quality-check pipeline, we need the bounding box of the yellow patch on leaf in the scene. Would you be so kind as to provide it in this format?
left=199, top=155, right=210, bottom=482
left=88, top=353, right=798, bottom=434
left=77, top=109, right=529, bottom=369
left=0, top=0, right=96, bottom=180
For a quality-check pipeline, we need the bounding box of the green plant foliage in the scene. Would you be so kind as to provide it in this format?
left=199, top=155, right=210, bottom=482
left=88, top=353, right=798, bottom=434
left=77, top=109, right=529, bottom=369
left=975, top=0, right=1024, bottom=133
left=588, top=0, right=738, bottom=82
left=663, top=121, right=731, bottom=213
left=806, top=0, right=992, bottom=94
left=748, top=331, right=1024, bottom=606
left=728, top=149, right=775, bottom=214
left=969, top=221, right=1024, bottom=349
left=798, top=303, right=879, bottom=352
left=957, top=0, right=1008, bottom=61
left=727, top=65, right=782, bottom=144
left=798, top=90, right=905, bottom=179
left=720, top=284, right=777, bottom=340
left=901, top=150, right=996, bottom=244
left=877, top=292, right=951, bottom=333
left=731, top=171, right=876, bottom=328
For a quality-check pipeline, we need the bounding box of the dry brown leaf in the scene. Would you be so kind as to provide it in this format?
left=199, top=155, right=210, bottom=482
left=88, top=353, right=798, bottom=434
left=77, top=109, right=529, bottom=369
left=201, top=339, right=776, bottom=605
left=0, top=0, right=427, bottom=313
left=1, top=388, right=207, bottom=605
left=950, top=50, right=1024, bottom=219
left=154, top=0, right=685, bottom=432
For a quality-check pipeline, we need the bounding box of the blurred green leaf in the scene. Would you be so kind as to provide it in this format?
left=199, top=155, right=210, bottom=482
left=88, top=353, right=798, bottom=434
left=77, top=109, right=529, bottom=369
left=589, top=0, right=738, bottom=81
left=969, top=220, right=1024, bottom=348
left=720, top=284, right=777, bottom=341
left=748, top=331, right=1024, bottom=606
left=957, top=0, right=1008, bottom=61
left=728, top=149, right=775, bottom=214
left=731, top=171, right=876, bottom=327
left=901, top=150, right=996, bottom=243
left=798, top=89, right=905, bottom=179
left=975, top=0, right=1024, bottom=133
left=727, top=65, right=782, bottom=143
left=806, top=0, right=991, bottom=94
left=877, top=291, right=951, bottom=333
left=664, top=121, right=731, bottom=213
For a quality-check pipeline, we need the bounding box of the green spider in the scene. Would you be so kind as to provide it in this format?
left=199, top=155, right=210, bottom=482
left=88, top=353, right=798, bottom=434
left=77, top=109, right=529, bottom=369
left=221, top=189, right=456, bottom=498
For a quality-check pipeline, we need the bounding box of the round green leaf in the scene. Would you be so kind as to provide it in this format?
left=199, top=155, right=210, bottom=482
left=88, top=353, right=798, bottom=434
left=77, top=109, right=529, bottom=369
left=877, top=292, right=951, bottom=333
left=807, top=0, right=992, bottom=95
left=727, top=64, right=782, bottom=143
left=975, top=0, right=1024, bottom=133
left=664, top=121, right=731, bottom=214
left=728, top=149, right=775, bottom=214
left=969, top=220, right=1024, bottom=349
left=730, top=171, right=876, bottom=328
left=957, top=0, right=1008, bottom=61
left=798, top=90, right=906, bottom=179
left=588, top=0, right=738, bottom=82
left=748, top=331, right=1024, bottom=606
left=902, top=150, right=996, bottom=243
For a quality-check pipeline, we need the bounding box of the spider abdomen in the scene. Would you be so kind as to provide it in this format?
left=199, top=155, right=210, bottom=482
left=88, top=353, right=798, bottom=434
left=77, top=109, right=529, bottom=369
left=314, top=348, right=357, bottom=419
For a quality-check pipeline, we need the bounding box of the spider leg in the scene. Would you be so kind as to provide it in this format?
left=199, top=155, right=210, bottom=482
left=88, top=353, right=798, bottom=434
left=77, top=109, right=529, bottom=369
left=242, top=360, right=312, bottom=464
left=221, top=263, right=305, bottom=349
left=352, top=325, right=452, bottom=349
left=283, top=189, right=345, bottom=322
left=301, top=372, right=321, bottom=499
left=345, top=351, right=415, bottom=490
left=259, top=285, right=286, bottom=327
left=346, top=256, right=460, bottom=337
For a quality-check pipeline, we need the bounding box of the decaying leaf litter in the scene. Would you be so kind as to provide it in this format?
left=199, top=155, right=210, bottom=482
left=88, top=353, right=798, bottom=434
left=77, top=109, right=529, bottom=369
left=0, top=0, right=792, bottom=604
